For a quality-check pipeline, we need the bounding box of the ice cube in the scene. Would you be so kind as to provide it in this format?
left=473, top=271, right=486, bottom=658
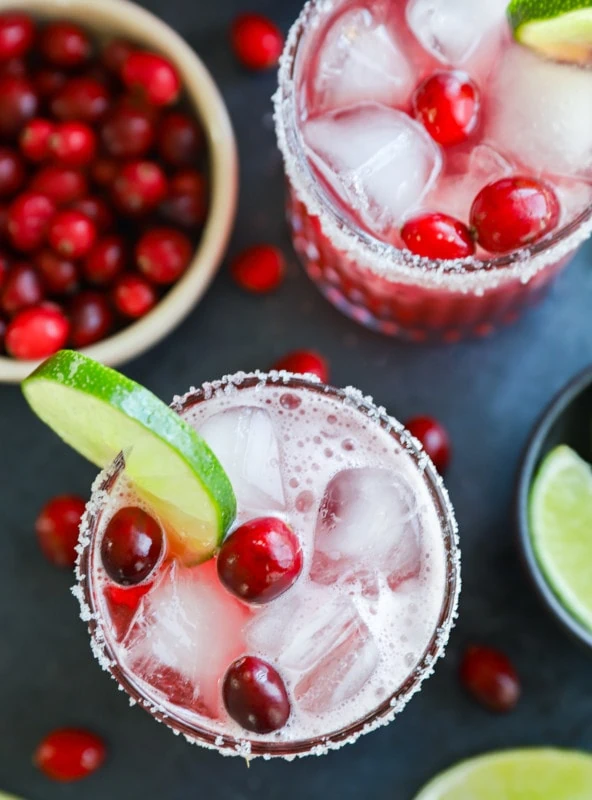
left=487, top=45, right=592, bottom=178
left=552, top=176, right=592, bottom=224
left=304, top=103, right=442, bottom=234
left=313, top=4, right=414, bottom=112
left=199, top=406, right=286, bottom=514
left=310, top=467, right=422, bottom=596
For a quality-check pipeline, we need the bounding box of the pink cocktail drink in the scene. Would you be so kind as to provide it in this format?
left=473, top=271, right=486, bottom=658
left=274, top=0, right=592, bottom=341
left=77, top=372, right=459, bottom=758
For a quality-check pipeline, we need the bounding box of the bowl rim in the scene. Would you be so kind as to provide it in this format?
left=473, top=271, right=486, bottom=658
left=515, top=364, right=592, bottom=651
left=0, top=0, right=238, bottom=383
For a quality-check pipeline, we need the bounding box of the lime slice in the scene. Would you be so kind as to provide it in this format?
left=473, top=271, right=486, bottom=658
left=0, top=793, right=26, bottom=800
left=22, top=350, right=236, bottom=564
left=529, top=444, right=592, bottom=630
left=509, top=0, right=592, bottom=65
left=415, top=749, right=592, bottom=799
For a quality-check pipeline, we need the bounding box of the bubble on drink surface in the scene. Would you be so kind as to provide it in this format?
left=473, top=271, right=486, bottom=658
left=303, top=103, right=442, bottom=235
left=280, top=393, right=302, bottom=410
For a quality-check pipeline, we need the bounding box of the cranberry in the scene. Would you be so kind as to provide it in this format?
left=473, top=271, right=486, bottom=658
left=0, top=13, right=35, bottom=61
left=136, top=228, right=192, bottom=284
left=35, top=728, right=106, bottom=782
left=51, top=77, right=109, bottom=123
left=0, top=147, right=24, bottom=197
left=69, top=290, right=113, bottom=347
left=83, top=235, right=126, bottom=285
left=49, top=210, right=96, bottom=259
left=36, top=249, right=78, bottom=295
left=231, top=244, right=285, bottom=294
left=0, top=251, right=7, bottom=288
left=20, top=118, right=54, bottom=162
left=0, top=57, right=26, bottom=78
left=112, top=161, right=167, bottom=216
left=157, top=112, right=203, bottom=167
left=405, top=416, right=451, bottom=475
left=1, top=263, right=44, bottom=314
left=470, top=176, right=560, bottom=254
left=5, top=303, right=69, bottom=359
left=112, top=273, right=157, bottom=318
left=101, top=506, right=164, bottom=585
left=48, top=121, right=96, bottom=168
left=0, top=76, right=38, bottom=137
left=70, top=196, right=113, bottom=233
left=0, top=203, right=9, bottom=241
left=8, top=192, right=55, bottom=251
left=413, top=71, right=480, bottom=146
left=0, top=313, right=6, bottom=350
left=35, top=494, right=86, bottom=568
left=30, top=166, right=87, bottom=206
left=39, top=22, right=91, bottom=69
left=102, top=38, right=134, bottom=74
left=272, top=350, right=329, bottom=383
left=34, top=67, right=67, bottom=98
left=223, top=656, right=290, bottom=733
left=231, top=14, right=284, bottom=71
left=160, top=169, right=207, bottom=228
left=401, top=213, right=475, bottom=260
left=90, top=157, right=118, bottom=189
left=101, top=103, right=155, bottom=159
left=122, top=51, right=180, bottom=106
left=460, top=645, right=521, bottom=713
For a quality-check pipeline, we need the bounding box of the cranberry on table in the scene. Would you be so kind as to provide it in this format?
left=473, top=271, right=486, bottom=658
left=35, top=494, right=86, bottom=568
left=470, top=176, right=560, bottom=254
left=71, top=196, right=113, bottom=233
left=405, top=415, right=450, bottom=475
left=1, top=263, right=44, bottom=314
left=20, top=118, right=54, bottom=162
left=272, top=350, right=329, bottom=383
left=0, top=57, right=27, bottom=78
left=122, top=51, right=181, bottom=106
left=158, top=112, right=203, bottom=166
left=35, top=67, right=67, bottom=98
left=5, top=303, right=70, bottom=359
left=401, top=213, right=475, bottom=260
left=223, top=656, right=290, bottom=733
left=0, top=147, right=24, bottom=197
left=112, top=161, right=168, bottom=216
left=231, top=14, right=284, bottom=71
left=101, top=506, right=164, bottom=586
left=101, top=103, right=155, bottom=159
left=51, top=76, right=109, bottom=123
left=69, top=290, right=113, bottom=347
left=83, top=235, right=126, bottom=285
left=35, top=728, right=106, bottom=782
left=30, top=165, right=88, bottom=206
left=413, top=71, right=480, bottom=147
left=112, top=273, right=157, bottom=319
left=48, top=121, right=97, bottom=167
left=231, top=244, right=285, bottom=294
left=49, top=210, right=96, bottom=259
left=8, top=192, right=56, bottom=251
left=161, top=169, right=207, bottom=228
left=460, top=645, right=521, bottom=713
left=102, top=38, right=134, bottom=74
left=36, top=250, right=79, bottom=295
left=39, top=22, right=92, bottom=69
left=136, top=227, right=192, bottom=284
left=0, top=13, right=35, bottom=62
left=0, top=76, right=38, bottom=137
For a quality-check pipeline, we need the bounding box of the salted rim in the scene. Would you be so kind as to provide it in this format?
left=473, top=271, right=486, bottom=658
left=273, top=0, right=592, bottom=292
left=73, top=370, right=461, bottom=760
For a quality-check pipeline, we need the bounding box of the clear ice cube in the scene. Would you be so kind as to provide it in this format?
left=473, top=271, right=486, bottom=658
left=199, top=406, right=286, bottom=514
left=304, top=103, right=442, bottom=234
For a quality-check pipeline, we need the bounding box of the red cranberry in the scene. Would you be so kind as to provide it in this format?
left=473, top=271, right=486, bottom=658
left=160, top=169, right=207, bottom=228
left=20, top=118, right=54, bottom=162
left=0, top=251, right=7, bottom=288
left=0, top=147, right=24, bottom=197
left=69, top=291, right=113, bottom=347
left=101, top=506, right=164, bottom=585
left=30, top=166, right=87, bottom=206
left=401, top=213, right=475, bottom=260
left=231, top=244, right=285, bottom=293
left=231, top=14, right=284, bottom=71
left=83, top=235, right=126, bottom=285
left=1, top=262, right=44, bottom=314
left=35, top=728, right=106, bottom=782
left=470, top=176, right=560, bottom=254
left=460, top=645, right=521, bottom=713
left=112, top=161, right=167, bottom=216
left=49, top=210, right=96, bottom=259
left=101, top=103, right=155, bottom=159
left=413, top=71, right=480, bottom=147
left=70, top=196, right=113, bottom=233
left=39, top=22, right=91, bottom=69
left=8, top=192, right=55, bottom=251
left=90, top=157, right=118, bottom=189
left=35, top=249, right=78, bottom=295
left=0, top=76, right=38, bottom=137
left=0, top=202, right=9, bottom=241
left=112, top=273, right=157, bottom=318
left=136, top=228, right=192, bottom=284
left=0, top=13, right=35, bottom=61
left=0, top=313, right=6, bottom=350
left=272, top=350, right=329, bottom=383
left=51, top=77, right=109, bottom=123
left=102, top=38, right=134, bottom=74
left=35, top=494, right=86, bottom=568
left=122, top=51, right=180, bottom=106
left=48, top=121, right=96, bottom=168
left=34, top=67, right=67, bottom=98
left=157, top=112, right=203, bottom=167
left=405, top=416, right=451, bottom=475
left=223, top=656, right=290, bottom=733
left=5, top=303, right=69, bottom=359
left=0, top=57, right=26, bottom=78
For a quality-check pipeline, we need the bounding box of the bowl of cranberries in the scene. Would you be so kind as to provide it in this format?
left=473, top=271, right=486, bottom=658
left=0, top=0, right=238, bottom=382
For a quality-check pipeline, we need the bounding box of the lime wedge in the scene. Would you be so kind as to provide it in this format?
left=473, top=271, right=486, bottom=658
left=22, top=350, right=236, bottom=564
left=0, top=793, right=26, bottom=800
left=529, top=444, right=592, bottom=631
left=509, top=0, right=592, bottom=65
left=415, top=749, right=592, bottom=799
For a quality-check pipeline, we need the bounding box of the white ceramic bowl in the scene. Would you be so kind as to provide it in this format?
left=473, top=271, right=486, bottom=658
left=0, top=0, right=238, bottom=383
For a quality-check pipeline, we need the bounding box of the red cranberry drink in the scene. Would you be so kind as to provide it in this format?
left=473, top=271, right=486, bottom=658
left=274, top=0, right=592, bottom=341
left=22, top=352, right=459, bottom=758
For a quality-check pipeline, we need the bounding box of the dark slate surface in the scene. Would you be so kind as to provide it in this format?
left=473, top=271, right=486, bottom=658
left=1, top=1, right=592, bottom=798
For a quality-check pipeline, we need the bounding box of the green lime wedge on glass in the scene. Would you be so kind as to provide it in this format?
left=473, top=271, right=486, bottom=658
left=415, top=749, right=592, bottom=799
left=509, top=0, right=592, bottom=65
left=0, top=793, right=26, bottom=800
left=529, top=444, right=592, bottom=631
left=22, top=350, right=236, bottom=564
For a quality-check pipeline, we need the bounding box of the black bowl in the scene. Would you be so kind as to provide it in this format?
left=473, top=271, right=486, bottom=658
left=516, top=365, right=592, bottom=650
